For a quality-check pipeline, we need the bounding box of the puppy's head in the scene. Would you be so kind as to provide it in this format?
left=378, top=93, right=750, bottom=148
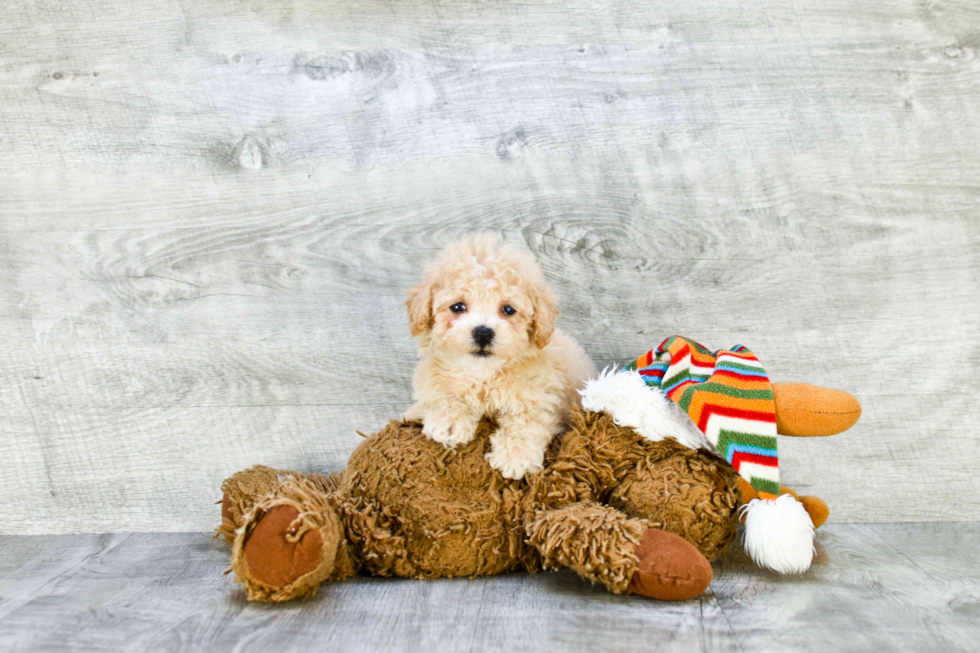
left=406, top=235, right=558, bottom=363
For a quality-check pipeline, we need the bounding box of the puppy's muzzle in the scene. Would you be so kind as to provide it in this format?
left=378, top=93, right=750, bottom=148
left=472, top=326, right=495, bottom=350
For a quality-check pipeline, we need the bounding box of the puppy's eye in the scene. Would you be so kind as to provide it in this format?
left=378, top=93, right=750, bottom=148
left=450, top=302, right=467, bottom=314
left=501, top=305, right=516, bottom=316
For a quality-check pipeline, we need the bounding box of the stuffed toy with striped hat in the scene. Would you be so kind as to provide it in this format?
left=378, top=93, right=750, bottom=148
left=580, top=335, right=861, bottom=574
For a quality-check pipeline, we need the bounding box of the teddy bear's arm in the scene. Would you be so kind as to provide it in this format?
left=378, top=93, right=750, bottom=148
left=525, top=502, right=647, bottom=594
left=525, top=502, right=712, bottom=600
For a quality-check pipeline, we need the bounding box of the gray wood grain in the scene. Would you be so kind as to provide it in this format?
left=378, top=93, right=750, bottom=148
left=1, top=0, right=979, bottom=533
left=1, top=524, right=978, bottom=652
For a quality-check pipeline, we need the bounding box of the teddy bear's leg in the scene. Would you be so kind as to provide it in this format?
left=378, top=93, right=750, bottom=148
left=216, top=465, right=296, bottom=543
left=531, top=409, right=746, bottom=564
left=222, top=470, right=358, bottom=602
left=525, top=502, right=712, bottom=601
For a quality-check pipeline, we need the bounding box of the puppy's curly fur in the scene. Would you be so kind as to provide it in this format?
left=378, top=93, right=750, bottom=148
left=404, top=235, right=596, bottom=479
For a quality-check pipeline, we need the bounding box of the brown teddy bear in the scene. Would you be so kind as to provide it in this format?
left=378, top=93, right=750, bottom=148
left=217, top=338, right=860, bottom=602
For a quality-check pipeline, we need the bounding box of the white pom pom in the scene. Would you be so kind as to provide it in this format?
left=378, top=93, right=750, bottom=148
left=579, top=368, right=709, bottom=450
left=740, top=494, right=815, bottom=574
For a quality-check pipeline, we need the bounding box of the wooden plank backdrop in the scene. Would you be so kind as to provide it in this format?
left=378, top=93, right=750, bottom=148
left=0, top=0, right=978, bottom=534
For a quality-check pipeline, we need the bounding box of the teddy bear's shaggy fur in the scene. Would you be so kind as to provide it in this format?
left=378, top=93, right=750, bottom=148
left=217, top=407, right=740, bottom=602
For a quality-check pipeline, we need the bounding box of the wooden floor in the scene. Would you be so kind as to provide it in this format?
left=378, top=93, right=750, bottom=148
left=1, top=524, right=977, bottom=652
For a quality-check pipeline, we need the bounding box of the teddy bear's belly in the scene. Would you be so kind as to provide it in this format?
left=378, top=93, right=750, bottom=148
left=345, top=419, right=530, bottom=578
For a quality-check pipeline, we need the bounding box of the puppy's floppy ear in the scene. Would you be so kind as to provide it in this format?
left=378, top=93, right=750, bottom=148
left=530, top=286, right=559, bottom=349
left=406, top=282, right=432, bottom=337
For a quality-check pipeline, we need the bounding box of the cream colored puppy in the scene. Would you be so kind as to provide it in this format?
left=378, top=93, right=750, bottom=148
left=403, top=236, right=596, bottom=479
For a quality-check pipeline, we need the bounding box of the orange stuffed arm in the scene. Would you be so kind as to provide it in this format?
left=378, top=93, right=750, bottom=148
left=772, top=383, right=861, bottom=437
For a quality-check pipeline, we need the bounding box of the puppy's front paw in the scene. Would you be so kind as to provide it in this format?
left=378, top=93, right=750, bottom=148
left=421, top=411, right=477, bottom=448
left=485, top=442, right=544, bottom=480
left=402, top=403, right=424, bottom=422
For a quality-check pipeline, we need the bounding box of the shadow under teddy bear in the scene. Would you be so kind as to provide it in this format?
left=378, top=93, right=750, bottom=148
left=217, top=372, right=860, bottom=603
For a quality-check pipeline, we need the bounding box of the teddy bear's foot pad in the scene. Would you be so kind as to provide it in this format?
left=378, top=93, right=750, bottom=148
left=243, top=505, right=324, bottom=588
left=628, top=529, right=713, bottom=601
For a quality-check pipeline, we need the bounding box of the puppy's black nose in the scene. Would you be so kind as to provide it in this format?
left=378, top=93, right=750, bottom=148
left=472, top=326, right=495, bottom=347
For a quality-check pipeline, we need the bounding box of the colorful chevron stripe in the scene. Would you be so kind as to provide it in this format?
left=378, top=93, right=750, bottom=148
left=626, top=336, right=780, bottom=498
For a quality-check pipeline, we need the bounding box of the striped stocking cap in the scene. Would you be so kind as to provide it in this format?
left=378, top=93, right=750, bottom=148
left=625, top=335, right=780, bottom=499
left=580, top=335, right=816, bottom=574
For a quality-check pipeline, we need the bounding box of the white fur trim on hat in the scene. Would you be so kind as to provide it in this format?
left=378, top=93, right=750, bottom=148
left=740, top=494, right=816, bottom=574
left=579, top=368, right=710, bottom=451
